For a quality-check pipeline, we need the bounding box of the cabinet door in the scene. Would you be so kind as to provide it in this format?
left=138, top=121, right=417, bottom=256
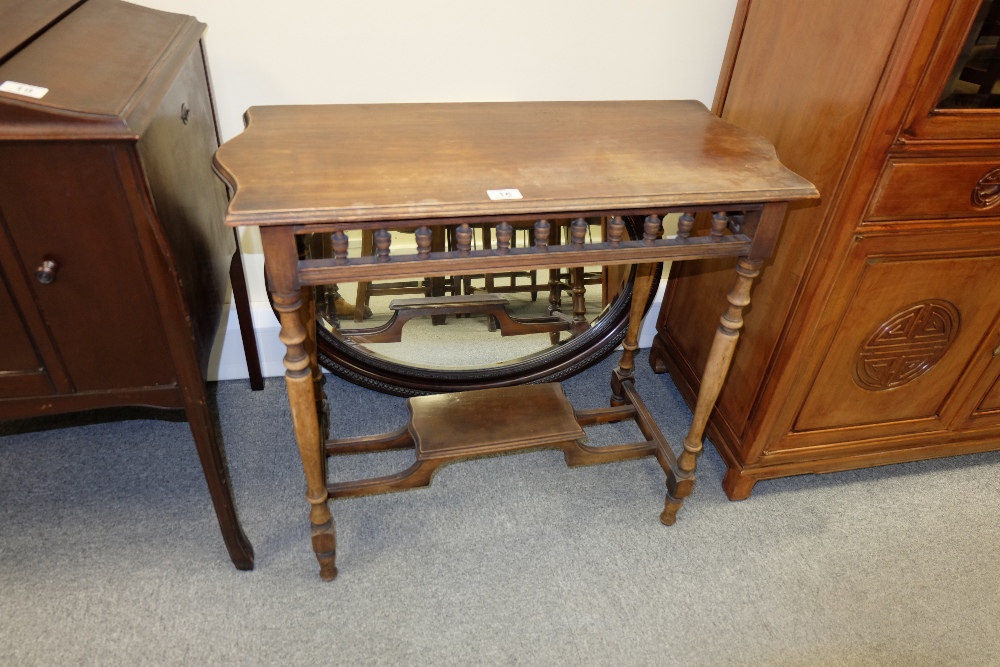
left=951, top=335, right=1000, bottom=428
left=975, top=374, right=1000, bottom=415
left=778, top=231, right=1000, bottom=449
left=0, top=265, right=52, bottom=398
left=0, top=142, right=176, bottom=393
left=903, top=0, right=1000, bottom=140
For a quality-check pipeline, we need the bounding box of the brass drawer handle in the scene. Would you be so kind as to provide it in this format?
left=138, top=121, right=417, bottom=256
left=972, top=167, right=1000, bottom=209
left=35, top=259, right=59, bottom=284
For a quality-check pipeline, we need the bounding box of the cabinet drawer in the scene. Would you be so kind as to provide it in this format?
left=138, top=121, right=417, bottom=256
left=867, top=158, right=1000, bottom=221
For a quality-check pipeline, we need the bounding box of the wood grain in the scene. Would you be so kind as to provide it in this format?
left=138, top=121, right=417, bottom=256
left=651, top=0, right=1000, bottom=500
left=0, top=2, right=254, bottom=570
left=214, top=101, right=816, bottom=227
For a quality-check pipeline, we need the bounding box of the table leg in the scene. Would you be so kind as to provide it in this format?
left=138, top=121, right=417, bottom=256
left=660, top=256, right=762, bottom=525
left=611, top=260, right=659, bottom=405
left=262, top=228, right=337, bottom=581
left=301, top=285, right=329, bottom=443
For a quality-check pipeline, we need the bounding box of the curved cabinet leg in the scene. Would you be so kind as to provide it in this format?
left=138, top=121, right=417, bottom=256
left=182, top=384, right=254, bottom=570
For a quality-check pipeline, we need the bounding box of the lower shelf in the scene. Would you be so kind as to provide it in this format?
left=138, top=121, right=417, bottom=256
left=323, top=381, right=687, bottom=519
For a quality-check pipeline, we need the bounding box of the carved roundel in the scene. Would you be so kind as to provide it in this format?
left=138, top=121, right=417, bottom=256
left=972, top=167, right=1000, bottom=209
left=853, top=300, right=960, bottom=391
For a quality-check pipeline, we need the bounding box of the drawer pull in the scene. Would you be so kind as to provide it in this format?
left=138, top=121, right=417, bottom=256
left=35, top=259, right=59, bottom=284
left=971, top=168, right=1000, bottom=209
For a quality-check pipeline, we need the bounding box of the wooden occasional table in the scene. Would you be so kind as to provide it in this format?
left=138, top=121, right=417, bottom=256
left=214, top=101, right=817, bottom=581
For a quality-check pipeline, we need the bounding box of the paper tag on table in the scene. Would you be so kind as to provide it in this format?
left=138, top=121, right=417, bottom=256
left=0, top=81, right=49, bottom=99
left=487, top=189, right=523, bottom=200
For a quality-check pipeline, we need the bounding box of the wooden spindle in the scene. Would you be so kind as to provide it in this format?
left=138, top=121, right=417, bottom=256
left=710, top=212, right=728, bottom=240
left=677, top=212, right=695, bottom=240
left=455, top=223, right=473, bottom=255
left=571, top=218, right=588, bottom=247
left=643, top=214, right=662, bottom=244
left=496, top=221, right=513, bottom=255
left=729, top=213, right=745, bottom=234
left=415, top=226, right=432, bottom=258
left=572, top=267, right=587, bottom=326
left=607, top=216, right=625, bottom=247
left=330, top=231, right=349, bottom=265
left=534, top=219, right=551, bottom=250
left=373, top=228, right=391, bottom=262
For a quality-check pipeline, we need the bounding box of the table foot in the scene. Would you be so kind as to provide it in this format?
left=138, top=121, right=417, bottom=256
left=661, top=465, right=696, bottom=525
left=660, top=492, right=683, bottom=526
left=311, top=517, right=338, bottom=581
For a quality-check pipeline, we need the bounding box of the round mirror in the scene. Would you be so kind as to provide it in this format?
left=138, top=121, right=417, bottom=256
left=307, top=217, right=662, bottom=395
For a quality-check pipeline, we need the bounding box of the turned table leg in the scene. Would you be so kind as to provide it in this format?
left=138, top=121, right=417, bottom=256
left=262, top=228, right=338, bottom=581
left=661, top=256, right=762, bottom=525
left=611, top=260, right=660, bottom=405
left=611, top=215, right=663, bottom=405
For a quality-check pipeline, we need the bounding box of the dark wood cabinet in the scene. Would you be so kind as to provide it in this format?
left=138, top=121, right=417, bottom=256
left=0, top=0, right=257, bottom=569
left=650, top=0, right=1000, bottom=499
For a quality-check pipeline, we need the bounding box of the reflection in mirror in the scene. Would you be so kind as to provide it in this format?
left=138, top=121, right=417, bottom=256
left=939, top=0, right=1000, bottom=109
left=305, top=216, right=670, bottom=394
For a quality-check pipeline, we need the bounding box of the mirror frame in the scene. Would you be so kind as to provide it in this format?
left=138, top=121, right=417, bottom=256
left=306, top=216, right=664, bottom=396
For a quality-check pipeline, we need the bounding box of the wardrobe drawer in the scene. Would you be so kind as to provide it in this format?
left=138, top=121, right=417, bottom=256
left=867, top=157, right=1000, bottom=222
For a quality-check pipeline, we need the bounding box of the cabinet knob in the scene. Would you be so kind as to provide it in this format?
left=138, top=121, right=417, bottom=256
left=35, top=259, right=59, bottom=284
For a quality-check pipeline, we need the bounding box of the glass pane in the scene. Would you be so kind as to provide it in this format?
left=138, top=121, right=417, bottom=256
left=939, top=0, right=1000, bottom=109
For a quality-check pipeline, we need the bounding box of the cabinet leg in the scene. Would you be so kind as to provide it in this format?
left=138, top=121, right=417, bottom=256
left=670, top=257, right=762, bottom=522
left=722, top=467, right=757, bottom=501
left=229, top=233, right=264, bottom=391
left=182, top=384, right=254, bottom=570
left=647, top=334, right=670, bottom=374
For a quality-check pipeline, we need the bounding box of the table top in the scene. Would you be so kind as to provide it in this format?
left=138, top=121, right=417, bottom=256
left=213, top=100, right=817, bottom=227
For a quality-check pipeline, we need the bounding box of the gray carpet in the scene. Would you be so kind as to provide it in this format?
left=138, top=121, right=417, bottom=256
left=1, top=352, right=999, bottom=666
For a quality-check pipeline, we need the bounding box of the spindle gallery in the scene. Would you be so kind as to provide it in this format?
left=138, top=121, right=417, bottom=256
left=214, top=100, right=817, bottom=580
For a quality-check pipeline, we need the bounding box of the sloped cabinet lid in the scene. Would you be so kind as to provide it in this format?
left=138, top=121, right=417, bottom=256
left=0, top=0, right=82, bottom=60
left=0, top=0, right=202, bottom=139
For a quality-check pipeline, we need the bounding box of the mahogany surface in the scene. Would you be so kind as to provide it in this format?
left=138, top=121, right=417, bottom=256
left=0, top=0, right=260, bottom=568
left=216, top=100, right=817, bottom=580
left=650, top=0, right=1000, bottom=499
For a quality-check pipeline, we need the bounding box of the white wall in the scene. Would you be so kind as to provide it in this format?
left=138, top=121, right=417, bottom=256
left=129, top=0, right=738, bottom=379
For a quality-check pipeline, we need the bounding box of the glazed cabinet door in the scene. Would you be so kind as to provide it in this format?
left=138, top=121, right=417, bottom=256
left=772, top=229, right=1000, bottom=453
left=904, top=0, right=1000, bottom=140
